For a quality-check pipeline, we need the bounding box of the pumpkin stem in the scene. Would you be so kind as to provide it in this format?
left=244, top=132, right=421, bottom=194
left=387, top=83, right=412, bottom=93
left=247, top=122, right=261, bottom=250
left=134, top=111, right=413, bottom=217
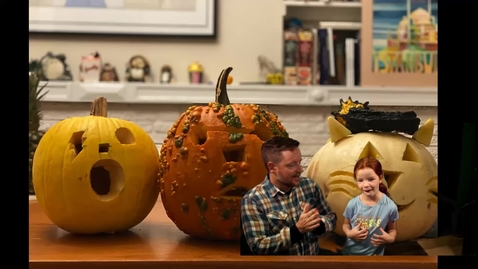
left=90, top=97, right=108, bottom=117
left=215, top=67, right=233, bottom=105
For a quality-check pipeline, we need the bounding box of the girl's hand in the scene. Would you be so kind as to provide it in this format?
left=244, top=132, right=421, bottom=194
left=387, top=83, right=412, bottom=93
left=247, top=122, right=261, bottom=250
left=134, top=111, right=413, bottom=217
left=371, top=227, right=394, bottom=246
left=346, top=223, right=368, bottom=242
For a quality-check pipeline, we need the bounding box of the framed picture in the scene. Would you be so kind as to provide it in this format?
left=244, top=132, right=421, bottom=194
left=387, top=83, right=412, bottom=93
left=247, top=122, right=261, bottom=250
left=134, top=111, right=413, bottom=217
left=29, top=0, right=217, bottom=37
left=361, top=0, right=437, bottom=87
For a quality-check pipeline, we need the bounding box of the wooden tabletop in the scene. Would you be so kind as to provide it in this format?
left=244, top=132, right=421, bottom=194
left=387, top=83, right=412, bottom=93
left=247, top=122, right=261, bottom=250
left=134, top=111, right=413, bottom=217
left=29, top=200, right=437, bottom=269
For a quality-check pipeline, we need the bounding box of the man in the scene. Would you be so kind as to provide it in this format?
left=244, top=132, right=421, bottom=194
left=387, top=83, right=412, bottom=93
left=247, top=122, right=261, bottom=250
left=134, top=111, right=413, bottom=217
left=241, top=136, right=337, bottom=255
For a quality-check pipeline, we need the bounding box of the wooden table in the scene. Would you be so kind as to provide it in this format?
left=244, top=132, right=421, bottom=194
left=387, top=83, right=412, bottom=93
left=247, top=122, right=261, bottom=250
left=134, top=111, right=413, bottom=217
left=29, top=200, right=437, bottom=269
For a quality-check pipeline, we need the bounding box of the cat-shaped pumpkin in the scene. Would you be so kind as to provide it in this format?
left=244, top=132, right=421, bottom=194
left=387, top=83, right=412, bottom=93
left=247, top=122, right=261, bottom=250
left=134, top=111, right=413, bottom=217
left=306, top=117, right=437, bottom=242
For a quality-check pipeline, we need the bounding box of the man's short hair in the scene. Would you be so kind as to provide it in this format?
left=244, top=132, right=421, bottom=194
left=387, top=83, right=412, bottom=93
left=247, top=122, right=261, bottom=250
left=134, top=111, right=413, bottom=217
left=261, top=136, right=300, bottom=171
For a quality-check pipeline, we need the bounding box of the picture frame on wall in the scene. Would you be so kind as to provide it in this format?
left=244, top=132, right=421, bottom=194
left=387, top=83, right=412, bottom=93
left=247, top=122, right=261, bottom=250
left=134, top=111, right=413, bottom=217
left=361, top=0, right=437, bottom=87
left=29, top=0, right=217, bottom=38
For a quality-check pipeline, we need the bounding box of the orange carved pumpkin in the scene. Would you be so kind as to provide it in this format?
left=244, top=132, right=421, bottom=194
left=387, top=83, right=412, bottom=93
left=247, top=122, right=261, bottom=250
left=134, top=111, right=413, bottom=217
left=159, top=67, right=289, bottom=240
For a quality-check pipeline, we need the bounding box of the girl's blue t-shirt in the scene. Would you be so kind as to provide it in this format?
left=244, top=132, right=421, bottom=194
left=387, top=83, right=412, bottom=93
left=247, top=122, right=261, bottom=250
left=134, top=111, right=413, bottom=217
left=342, top=194, right=399, bottom=256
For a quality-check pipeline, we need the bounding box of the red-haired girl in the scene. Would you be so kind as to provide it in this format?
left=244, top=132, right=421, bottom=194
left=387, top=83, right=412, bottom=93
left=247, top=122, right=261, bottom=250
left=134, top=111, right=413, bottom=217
left=341, top=157, right=399, bottom=255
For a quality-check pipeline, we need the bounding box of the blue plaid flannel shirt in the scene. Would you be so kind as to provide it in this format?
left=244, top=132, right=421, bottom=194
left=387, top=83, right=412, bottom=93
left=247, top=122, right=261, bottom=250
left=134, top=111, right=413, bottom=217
left=241, top=175, right=337, bottom=255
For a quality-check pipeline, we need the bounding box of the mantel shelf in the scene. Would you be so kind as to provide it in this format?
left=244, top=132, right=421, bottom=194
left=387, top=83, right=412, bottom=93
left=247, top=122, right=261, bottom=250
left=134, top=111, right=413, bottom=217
left=38, top=82, right=437, bottom=107
left=284, top=1, right=362, bottom=8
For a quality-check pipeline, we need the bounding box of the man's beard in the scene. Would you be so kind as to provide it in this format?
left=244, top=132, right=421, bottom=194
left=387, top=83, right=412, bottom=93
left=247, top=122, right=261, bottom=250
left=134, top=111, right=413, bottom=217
left=276, top=175, right=299, bottom=189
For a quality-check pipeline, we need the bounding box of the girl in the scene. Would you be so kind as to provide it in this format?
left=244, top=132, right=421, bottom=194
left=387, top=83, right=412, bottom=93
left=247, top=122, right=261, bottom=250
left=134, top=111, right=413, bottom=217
left=341, top=157, right=399, bottom=256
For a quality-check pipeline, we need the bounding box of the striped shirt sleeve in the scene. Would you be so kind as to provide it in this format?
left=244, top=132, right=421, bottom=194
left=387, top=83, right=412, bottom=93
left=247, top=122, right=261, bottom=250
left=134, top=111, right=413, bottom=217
left=241, top=197, right=292, bottom=255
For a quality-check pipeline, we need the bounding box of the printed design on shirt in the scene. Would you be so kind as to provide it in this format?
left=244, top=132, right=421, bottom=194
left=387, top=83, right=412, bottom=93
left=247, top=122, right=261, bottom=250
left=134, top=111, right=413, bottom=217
left=354, top=215, right=381, bottom=230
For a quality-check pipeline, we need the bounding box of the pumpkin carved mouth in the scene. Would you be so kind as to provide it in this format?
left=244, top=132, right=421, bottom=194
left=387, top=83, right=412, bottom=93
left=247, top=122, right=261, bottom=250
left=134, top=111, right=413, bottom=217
left=90, top=159, right=125, bottom=202
left=215, top=143, right=256, bottom=199
left=396, top=199, right=415, bottom=212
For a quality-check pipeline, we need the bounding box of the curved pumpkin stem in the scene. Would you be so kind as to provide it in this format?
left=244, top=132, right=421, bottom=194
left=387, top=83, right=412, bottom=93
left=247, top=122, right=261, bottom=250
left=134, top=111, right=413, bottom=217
left=215, top=67, right=233, bottom=105
left=90, top=97, right=108, bottom=117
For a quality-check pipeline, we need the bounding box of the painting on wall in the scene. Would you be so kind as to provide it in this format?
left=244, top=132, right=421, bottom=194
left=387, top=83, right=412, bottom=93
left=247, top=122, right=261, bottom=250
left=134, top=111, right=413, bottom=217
left=372, top=0, right=437, bottom=74
left=29, top=0, right=217, bottom=37
left=361, top=0, right=437, bottom=87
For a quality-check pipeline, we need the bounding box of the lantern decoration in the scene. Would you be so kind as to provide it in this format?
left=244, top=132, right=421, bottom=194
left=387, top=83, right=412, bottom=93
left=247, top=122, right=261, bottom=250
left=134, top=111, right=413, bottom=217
left=159, top=67, right=289, bottom=240
left=306, top=97, right=437, bottom=242
left=32, top=97, right=160, bottom=234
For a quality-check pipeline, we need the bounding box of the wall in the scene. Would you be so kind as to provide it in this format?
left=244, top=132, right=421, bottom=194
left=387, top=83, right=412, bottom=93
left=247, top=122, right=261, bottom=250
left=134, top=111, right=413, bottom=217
left=29, top=0, right=285, bottom=83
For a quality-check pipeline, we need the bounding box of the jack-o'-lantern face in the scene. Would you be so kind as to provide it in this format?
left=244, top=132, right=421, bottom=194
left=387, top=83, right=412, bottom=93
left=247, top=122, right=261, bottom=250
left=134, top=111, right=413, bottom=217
left=306, top=117, right=437, bottom=242
left=159, top=67, right=289, bottom=240
left=160, top=103, right=288, bottom=240
left=33, top=108, right=160, bottom=234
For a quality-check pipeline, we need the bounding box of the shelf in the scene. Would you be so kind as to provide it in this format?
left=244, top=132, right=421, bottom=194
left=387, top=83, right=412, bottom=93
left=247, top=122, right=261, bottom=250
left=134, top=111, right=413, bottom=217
left=319, top=21, right=361, bottom=30
left=284, top=1, right=362, bottom=8
left=38, top=82, right=437, bottom=107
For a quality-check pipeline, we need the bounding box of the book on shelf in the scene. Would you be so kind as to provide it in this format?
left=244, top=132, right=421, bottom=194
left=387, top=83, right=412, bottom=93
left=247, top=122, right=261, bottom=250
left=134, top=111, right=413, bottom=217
left=282, top=21, right=361, bottom=87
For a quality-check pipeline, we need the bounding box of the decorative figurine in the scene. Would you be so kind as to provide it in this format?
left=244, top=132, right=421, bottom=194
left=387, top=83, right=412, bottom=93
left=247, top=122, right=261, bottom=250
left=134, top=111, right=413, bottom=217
left=160, top=65, right=173, bottom=83
left=187, top=61, right=204, bottom=84
left=283, top=29, right=299, bottom=85
left=266, top=72, right=284, bottom=85
left=258, top=55, right=282, bottom=84
left=79, top=52, right=101, bottom=82
left=297, top=29, right=313, bottom=85
left=125, top=55, right=152, bottom=82
left=29, top=59, right=43, bottom=77
left=39, top=52, right=73, bottom=81
left=100, top=63, right=119, bottom=82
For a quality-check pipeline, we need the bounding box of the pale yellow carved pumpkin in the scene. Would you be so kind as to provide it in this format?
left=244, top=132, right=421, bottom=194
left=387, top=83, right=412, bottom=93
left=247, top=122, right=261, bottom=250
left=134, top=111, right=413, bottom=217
left=306, top=117, right=437, bottom=242
left=32, top=98, right=160, bottom=234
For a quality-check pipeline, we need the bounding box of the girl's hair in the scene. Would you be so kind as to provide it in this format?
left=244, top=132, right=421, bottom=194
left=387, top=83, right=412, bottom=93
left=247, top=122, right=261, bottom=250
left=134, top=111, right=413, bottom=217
left=353, top=157, right=390, bottom=197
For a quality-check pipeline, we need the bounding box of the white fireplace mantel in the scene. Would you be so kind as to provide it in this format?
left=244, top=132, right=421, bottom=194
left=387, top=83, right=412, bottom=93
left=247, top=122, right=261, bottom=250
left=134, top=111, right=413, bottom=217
left=38, top=82, right=437, bottom=107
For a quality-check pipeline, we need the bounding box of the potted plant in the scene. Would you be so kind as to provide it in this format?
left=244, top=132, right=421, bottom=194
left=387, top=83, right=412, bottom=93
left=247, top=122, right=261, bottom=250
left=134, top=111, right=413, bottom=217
left=29, top=66, right=48, bottom=194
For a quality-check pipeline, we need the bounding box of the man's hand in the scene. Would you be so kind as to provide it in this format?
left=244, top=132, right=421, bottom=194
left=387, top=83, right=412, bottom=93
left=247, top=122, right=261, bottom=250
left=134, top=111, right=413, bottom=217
left=371, top=227, right=394, bottom=246
left=295, top=203, right=321, bottom=234
left=346, top=223, right=368, bottom=242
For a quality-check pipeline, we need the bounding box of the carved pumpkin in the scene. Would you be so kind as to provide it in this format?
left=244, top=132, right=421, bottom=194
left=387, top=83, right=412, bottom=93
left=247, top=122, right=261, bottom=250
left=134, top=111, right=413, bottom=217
left=32, top=97, right=160, bottom=234
left=159, top=67, right=289, bottom=240
left=306, top=116, right=437, bottom=242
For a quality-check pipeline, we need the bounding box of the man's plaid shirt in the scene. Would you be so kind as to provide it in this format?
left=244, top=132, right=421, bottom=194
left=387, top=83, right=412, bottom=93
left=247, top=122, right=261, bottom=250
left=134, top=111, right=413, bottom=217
left=241, top=175, right=337, bottom=255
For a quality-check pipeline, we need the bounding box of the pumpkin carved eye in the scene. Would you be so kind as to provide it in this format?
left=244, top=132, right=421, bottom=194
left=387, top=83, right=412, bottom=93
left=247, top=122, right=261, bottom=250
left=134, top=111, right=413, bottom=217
left=115, top=127, right=135, bottom=144
left=383, top=171, right=401, bottom=190
left=69, top=131, right=86, bottom=158
left=223, top=144, right=246, bottom=162
left=402, top=143, right=421, bottom=163
left=358, top=142, right=383, bottom=160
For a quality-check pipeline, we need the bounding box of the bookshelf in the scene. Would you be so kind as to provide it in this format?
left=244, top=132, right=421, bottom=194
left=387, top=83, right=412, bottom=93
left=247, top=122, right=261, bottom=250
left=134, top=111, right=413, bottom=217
left=284, top=0, right=361, bottom=28
left=282, top=0, right=363, bottom=87
left=284, top=1, right=362, bottom=8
